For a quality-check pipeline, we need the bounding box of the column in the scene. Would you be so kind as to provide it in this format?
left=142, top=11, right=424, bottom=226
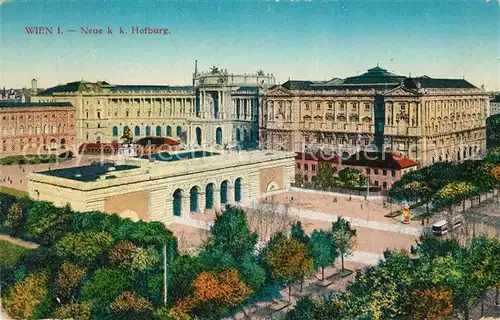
left=199, top=192, right=206, bottom=213
left=181, top=195, right=190, bottom=216
left=227, top=185, right=235, bottom=204
left=149, top=189, right=172, bottom=225
left=213, top=187, right=221, bottom=211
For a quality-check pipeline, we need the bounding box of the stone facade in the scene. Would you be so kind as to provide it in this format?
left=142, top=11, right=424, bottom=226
left=28, top=149, right=295, bottom=224
left=260, top=66, right=489, bottom=167
left=31, top=67, right=275, bottom=149
left=490, top=94, right=500, bottom=116
left=0, top=102, right=76, bottom=156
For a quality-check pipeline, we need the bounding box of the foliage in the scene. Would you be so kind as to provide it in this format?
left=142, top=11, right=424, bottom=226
left=309, top=230, right=337, bottom=280
left=54, top=262, right=88, bottom=301
left=25, top=202, right=72, bottom=245
left=291, top=220, right=309, bottom=244
left=0, top=239, right=29, bottom=267
left=109, top=240, right=138, bottom=264
left=3, top=202, right=24, bottom=236
left=175, top=268, right=252, bottom=318
left=54, top=301, right=92, bottom=320
left=433, top=181, right=477, bottom=208
left=331, top=217, right=357, bottom=271
left=410, top=287, right=454, bottom=319
left=486, top=114, right=500, bottom=149
left=264, top=237, right=314, bottom=285
left=168, top=255, right=200, bottom=304
left=109, top=291, right=154, bottom=319
left=336, top=168, right=367, bottom=189
left=4, top=271, right=48, bottom=319
left=54, top=231, right=113, bottom=265
left=315, top=161, right=335, bottom=189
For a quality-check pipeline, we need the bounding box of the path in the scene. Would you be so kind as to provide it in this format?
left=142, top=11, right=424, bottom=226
left=172, top=216, right=384, bottom=265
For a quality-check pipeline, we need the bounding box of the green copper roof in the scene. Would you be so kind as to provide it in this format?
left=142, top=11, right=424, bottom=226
left=405, top=77, right=477, bottom=89
left=342, top=66, right=406, bottom=85
left=37, top=81, right=86, bottom=95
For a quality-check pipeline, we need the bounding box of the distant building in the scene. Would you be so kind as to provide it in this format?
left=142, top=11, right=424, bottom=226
left=490, top=94, right=500, bottom=116
left=261, top=66, right=489, bottom=167
left=295, top=151, right=418, bottom=191
left=0, top=101, right=76, bottom=156
left=0, top=87, right=31, bottom=102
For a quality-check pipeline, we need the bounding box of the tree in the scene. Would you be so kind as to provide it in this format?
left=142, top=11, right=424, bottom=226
left=167, top=255, right=200, bottom=304
left=486, top=114, right=500, bottom=149
left=25, top=202, right=72, bottom=245
left=331, top=217, right=357, bottom=272
left=109, top=291, right=154, bottom=320
left=291, top=220, right=308, bottom=244
left=315, top=162, right=334, bottom=189
left=264, top=237, right=314, bottom=301
left=54, top=262, right=88, bottom=302
left=410, top=287, right=454, bottom=319
left=336, top=168, right=366, bottom=189
left=247, top=198, right=293, bottom=242
left=175, top=268, right=252, bottom=318
left=309, top=230, right=338, bottom=281
left=55, top=301, right=92, bottom=320
left=433, top=181, right=477, bottom=219
left=54, top=231, right=113, bottom=266
left=4, top=271, right=48, bottom=320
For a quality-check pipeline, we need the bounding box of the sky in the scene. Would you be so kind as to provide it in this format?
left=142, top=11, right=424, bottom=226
left=0, top=0, right=499, bottom=90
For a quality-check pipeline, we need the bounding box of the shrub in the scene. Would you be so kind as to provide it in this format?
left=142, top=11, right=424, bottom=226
left=54, top=262, right=88, bottom=301
left=25, top=202, right=72, bottom=245
left=54, top=301, right=92, bottom=320
left=54, top=232, right=113, bottom=265
left=4, top=271, right=48, bottom=319
left=4, top=202, right=24, bottom=236
left=109, top=240, right=138, bottom=265
left=81, top=268, right=134, bottom=307
left=109, top=291, right=154, bottom=319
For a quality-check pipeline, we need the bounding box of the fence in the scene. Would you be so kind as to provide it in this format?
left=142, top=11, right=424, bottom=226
left=290, top=182, right=383, bottom=197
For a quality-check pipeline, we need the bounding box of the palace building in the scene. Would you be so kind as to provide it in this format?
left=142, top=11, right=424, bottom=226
left=0, top=101, right=76, bottom=156
left=260, top=66, right=489, bottom=166
left=31, top=64, right=275, bottom=150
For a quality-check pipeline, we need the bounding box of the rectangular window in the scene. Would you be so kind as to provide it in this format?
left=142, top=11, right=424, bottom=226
left=374, top=180, right=379, bottom=186
left=297, top=163, right=301, bottom=169
left=366, top=168, right=371, bottom=174
left=316, top=103, right=321, bottom=110
left=383, top=169, right=387, bottom=176
left=374, top=169, right=379, bottom=175
left=305, top=103, right=310, bottom=110
left=304, top=164, right=309, bottom=171
left=328, top=103, right=333, bottom=110
left=312, top=164, right=316, bottom=171
left=391, top=170, right=396, bottom=177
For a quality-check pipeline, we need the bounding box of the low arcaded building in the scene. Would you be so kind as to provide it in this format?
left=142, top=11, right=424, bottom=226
left=295, top=151, right=417, bottom=191
left=135, top=136, right=181, bottom=155
left=28, top=149, right=295, bottom=225
left=0, top=101, right=76, bottom=156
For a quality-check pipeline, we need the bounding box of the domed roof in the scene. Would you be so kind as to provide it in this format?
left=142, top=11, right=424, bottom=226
left=343, top=65, right=406, bottom=85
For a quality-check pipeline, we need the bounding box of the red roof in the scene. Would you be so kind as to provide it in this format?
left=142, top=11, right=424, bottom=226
left=296, top=151, right=417, bottom=170
left=391, top=152, right=418, bottom=169
left=79, top=142, right=120, bottom=149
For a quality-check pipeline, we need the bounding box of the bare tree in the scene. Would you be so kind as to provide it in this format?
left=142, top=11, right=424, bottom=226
left=245, top=196, right=295, bottom=243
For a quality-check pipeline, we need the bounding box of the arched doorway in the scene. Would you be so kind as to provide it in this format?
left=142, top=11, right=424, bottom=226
left=190, top=186, right=199, bottom=213
left=134, top=126, right=140, bottom=136
left=96, top=136, right=101, bottom=144
left=166, top=126, right=172, bottom=137
left=146, top=126, right=151, bottom=136
left=235, top=128, right=241, bottom=142
left=176, top=126, right=182, bottom=137
left=234, top=178, right=242, bottom=202
left=173, top=189, right=182, bottom=216
left=112, top=126, right=118, bottom=137
left=220, top=180, right=228, bottom=205
left=156, top=126, right=162, bottom=136
left=216, top=127, right=222, bottom=145
left=196, top=127, right=202, bottom=145
left=205, top=183, right=214, bottom=209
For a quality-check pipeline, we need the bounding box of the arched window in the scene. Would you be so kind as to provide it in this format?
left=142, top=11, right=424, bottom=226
left=166, top=126, right=172, bottom=137
left=52, top=124, right=57, bottom=134
left=112, top=126, right=118, bottom=137
left=19, top=126, right=24, bottom=135
left=216, top=127, right=222, bottom=145
left=156, top=126, right=162, bottom=136
left=173, top=189, right=182, bottom=216
left=145, top=126, right=151, bottom=136
left=205, top=183, right=214, bottom=209
left=134, top=126, right=140, bottom=136
left=220, top=180, right=228, bottom=204
left=44, top=124, right=49, bottom=134
left=196, top=127, right=202, bottom=145
left=36, top=126, right=40, bottom=134
left=97, top=110, right=101, bottom=119
left=28, top=126, right=33, bottom=135
left=123, top=126, right=130, bottom=135
left=235, top=128, right=241, bottom=141
left=125, top=110, right=129, bottom=117
left=234, top=178, right=242, bottom=202
left=176, top=126, right=182, bottom=137
left=85, top=110, right=89, bottom=118
left=190, top=186, right=199, bottom=213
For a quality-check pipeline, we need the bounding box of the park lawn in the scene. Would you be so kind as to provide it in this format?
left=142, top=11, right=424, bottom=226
left=0, top=187, right=28, bottom=197
left=0, top=239, right=29, bottom=266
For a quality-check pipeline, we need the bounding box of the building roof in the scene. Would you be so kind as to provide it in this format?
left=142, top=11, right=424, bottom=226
left=0, top=101, right=73, bottom=108
left=342, top=152, right=418, bottom=170
left=404, top=77, right=477, bottom=89
left=112, top=85, right=194, bottom=92
left=342, top=66, right=407, bottom=85
left=281, top=81, right=315, bottom=90
left=135, top=136, right=181, bottom=146
left=490, top=94, right=500, bottom=103
left=39, top=162, right=139, bottom=182
left=236, top=86, right=259, bottom=92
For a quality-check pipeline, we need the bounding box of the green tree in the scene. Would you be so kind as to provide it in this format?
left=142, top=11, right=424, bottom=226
left=336, top=168, right=366, bottom=189
left=315, top=162, right=334, bottom=189
left=25, top=202, right=72, bottom=245
left=54, top=231, right=113, bottom=266
left=331, top=217, right=357, bottom=272
left=4, top=271, right=49, bottom=320
left=309, top=230, right=337, bottom=281
left=291, top=220, right=308, bottom=244
left=264, top=237, right=314, bottom=301
left=486, top=113, right=500, bottom=149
